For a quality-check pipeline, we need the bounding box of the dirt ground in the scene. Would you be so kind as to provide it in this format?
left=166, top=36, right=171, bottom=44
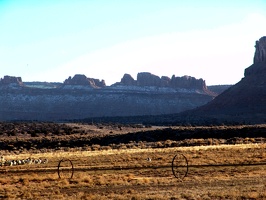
left=0, top=143, right=265, bottom=199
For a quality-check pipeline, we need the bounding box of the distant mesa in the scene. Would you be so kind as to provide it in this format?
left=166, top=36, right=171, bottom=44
left=0, top=72, right=210, bottom=92
left=61, top=72, right=209, bottom=92
left=0, top=72, right=216, bottom=121
left=114, top=72, right=208, bottom=91
left=0, top=75, right=24, bottom=86
left=63, top=74, right=106, bottom=88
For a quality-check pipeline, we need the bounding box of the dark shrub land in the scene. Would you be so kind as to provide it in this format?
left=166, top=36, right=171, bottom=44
left=0, top=122, right=265, bottom=153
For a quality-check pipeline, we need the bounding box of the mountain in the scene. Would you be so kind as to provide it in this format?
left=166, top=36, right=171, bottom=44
left=0, top=73, right=215, bottom=121
left=78, top=36, right=266, bottom=126
left=180, top=36, right=266, bottom=124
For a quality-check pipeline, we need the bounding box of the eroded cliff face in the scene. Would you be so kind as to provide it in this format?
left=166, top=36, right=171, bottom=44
left=189, top=36, right=266, bottom=124
left=0, top=73, right=215, bottom=121
left=115, top=72, right=208, bottom=91
left=63, top=74, right=106, bottom=88
left=253, top=36, right=266, bottom=64
left=245, top=36, right=266, bottom=76
left=0, top=76, right=24, bottom=86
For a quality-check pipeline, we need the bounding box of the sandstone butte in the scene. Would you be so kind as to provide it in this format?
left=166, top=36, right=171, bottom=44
left=181, top=36, right=266, bottom=124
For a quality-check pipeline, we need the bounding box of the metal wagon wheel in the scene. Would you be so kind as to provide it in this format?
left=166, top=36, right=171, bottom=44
left=57, top=159, right=74, bottom=179
left=171, top=153, right=188, bottom=180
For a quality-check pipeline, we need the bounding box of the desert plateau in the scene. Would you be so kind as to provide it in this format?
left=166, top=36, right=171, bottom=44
left=1, top=10, right=266, bottom=199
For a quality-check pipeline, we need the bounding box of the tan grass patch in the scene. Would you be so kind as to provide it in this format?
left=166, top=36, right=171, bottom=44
left=0, top=142, right=265, bottom=199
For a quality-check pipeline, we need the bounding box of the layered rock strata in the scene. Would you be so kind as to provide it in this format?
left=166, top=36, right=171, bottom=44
left=0, top=72, right=214, bottom=121
left=116, top=72, right=207, bottom=91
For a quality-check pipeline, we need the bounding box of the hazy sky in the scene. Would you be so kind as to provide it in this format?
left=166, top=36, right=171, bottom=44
left=1, top=0, right=266, bottom=85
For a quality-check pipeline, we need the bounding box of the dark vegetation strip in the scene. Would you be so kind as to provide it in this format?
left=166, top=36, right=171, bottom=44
left=76, top=113, right=265, bottom=126
left=0, top=122, right=265, bottom=151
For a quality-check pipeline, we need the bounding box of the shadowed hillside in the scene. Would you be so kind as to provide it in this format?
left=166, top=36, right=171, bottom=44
left=79, top=37, right=266, bottom=125
left=186, top=36, right=266, bottom=124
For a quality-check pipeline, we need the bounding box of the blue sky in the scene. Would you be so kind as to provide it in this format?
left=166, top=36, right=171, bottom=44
left=1, top=0, right=266, bottom=85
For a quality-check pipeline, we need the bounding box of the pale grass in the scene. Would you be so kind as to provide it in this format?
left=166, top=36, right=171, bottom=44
left=0, top=142, right=265, bottom=199
left=3, top=143, right=265, bottom=160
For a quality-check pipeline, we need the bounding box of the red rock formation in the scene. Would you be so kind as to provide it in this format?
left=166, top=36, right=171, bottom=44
left=136, top=72, right=161, bottom=87
left=253, top=36, right=266, bottom=64
left=116, top=72, right=208, bottom=91
left=245, top=36, right=266, bottom=76
left=120, top=74, right=136, bottom=85
left=161, top=76, right=171, bottom=87
left=0, top=76, right=24, bottom=86
left=189, top=36, right=266, bottom=124
left=170, top=75, right=207, bottom=90
left=63, top=74, right=106, bottom=88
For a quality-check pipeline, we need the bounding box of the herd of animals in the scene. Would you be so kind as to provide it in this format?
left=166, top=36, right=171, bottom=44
left=0, top=156, right=48, bottom=166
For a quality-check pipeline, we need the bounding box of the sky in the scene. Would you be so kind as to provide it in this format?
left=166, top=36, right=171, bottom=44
left=1, top=0, right=266, bottom=86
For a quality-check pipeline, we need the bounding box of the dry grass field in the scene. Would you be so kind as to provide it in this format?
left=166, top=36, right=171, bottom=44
left=0, top=123, right=265, bottom=199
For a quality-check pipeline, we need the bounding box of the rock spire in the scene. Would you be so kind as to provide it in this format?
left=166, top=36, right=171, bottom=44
left=253, top=36, right=266, bottom=64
